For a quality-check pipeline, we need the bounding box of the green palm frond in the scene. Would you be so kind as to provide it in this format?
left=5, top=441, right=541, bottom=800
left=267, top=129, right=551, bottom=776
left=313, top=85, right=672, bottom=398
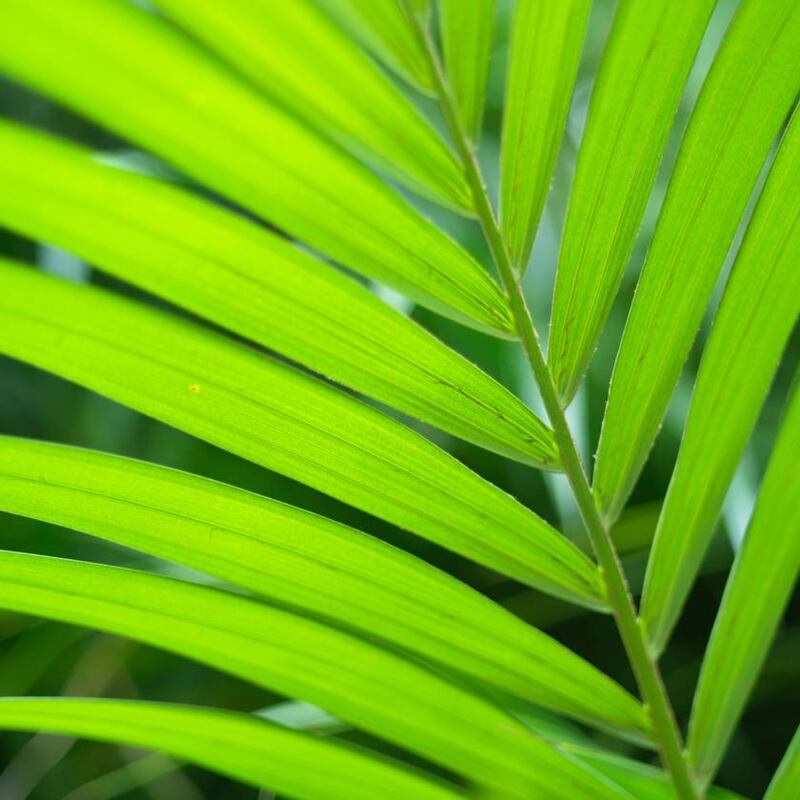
left=0, top=1, right=797, bottom=798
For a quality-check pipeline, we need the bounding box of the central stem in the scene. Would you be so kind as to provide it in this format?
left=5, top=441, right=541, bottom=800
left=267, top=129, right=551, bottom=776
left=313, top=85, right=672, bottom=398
left=408, top=10, right=700, bottom=799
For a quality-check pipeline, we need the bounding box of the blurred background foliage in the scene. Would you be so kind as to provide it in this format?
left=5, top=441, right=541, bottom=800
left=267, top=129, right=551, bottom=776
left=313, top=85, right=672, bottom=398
left=0, top=0, right=797, bottom=797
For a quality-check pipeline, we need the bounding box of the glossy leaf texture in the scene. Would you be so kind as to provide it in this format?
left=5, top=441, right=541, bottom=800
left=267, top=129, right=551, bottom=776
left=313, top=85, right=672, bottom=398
left=0, top=0, right=511, bottom=336
left=594, top=0, right=800, bottom=522
left=500, top=0, right=591, bottom=272
left=0, top=121, right=556, bottom=469
left=312, top=0, right=434, bottom=94
left=149, top=0, right=470, bottom=211
left=0, top=261, right=605, bottom=609
left=548, top=0, right=715, bottom=404
left=0, top=552, right=628, bottom=800
left=0, top=437, right=648, bottom=743
left=439, top=0, right=495, bottom=143
left=641, top=108, right=800, bottom=654
left=686, top=379, right=800, bottom=788
left=765, top=726, right=800, bottom=800
left=0, top=699, right=465, bottom=800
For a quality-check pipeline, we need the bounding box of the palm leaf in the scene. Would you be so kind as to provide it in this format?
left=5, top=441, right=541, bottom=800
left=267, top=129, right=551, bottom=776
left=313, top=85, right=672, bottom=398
left=0, top=0, right=796, bottom=794
left=764, top=726, right=800, bottom=800
left=548, top=0, right=716, bottom=404
left=0, top=121, right=556, bottom=468
left=0, top=698, right=464, bottom=800
left=562, top=745, right=745, bottom=800
left=686, top=377, right=800, bottom=788
left=594, top=0, right=800, bottom=522
left=641, top=107, right=800, bottom=654
left=0, top=551, right=628, bottom=799
left=148, top=0, right=469, bottom=211
left=0, top=0, right=510, bottom=334
left=439, top=0, right=495, bottom=144
left=0, top=260, right=604, bottom=607
left=0, top=436, right=648, bottom=743
left=500, top=0, right=591, bottom=272
left=312, top=0, right=434, bottom=94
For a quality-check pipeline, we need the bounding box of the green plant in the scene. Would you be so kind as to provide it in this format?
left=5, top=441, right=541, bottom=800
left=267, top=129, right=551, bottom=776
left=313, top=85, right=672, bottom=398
left=0, top=0, right=797, bottom=797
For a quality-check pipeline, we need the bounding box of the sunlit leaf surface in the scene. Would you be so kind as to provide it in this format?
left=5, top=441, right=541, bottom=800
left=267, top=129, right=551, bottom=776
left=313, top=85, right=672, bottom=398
left=0, top=121, right=556, bottom=467
left=0, top=436, right=647, bottom=743
left=439, top=0, right=495, bottom=143
left=687, top=379, right=800, bottom=787
left=548, top=0, right=715, bottom=403
left=0, top=698, right=465, bottom=800
left=595, top=0, right=800, bottom=522
left=150, top=0, right=470, bottom=210
left=0, top=0, right=510, bottom=334
left=500, top=0, right=591, bottom=271
left=0, top=552, right=628, bottom=799
left=0, top=260, right=605, bottom=608
left=642, top=108, right=800, bottom=654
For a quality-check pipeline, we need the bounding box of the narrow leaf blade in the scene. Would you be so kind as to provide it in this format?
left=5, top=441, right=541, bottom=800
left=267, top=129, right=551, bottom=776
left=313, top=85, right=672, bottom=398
left=439, top=0, right=495, bottom=143
left=562, top=745, right=745, bottom=800
left=764, top=726, right=800, bottom=800
left=149, top=0, right=470, bottom=210
left=594, top=0, right=800, bottom=521
left=641, top=108, right=800, bottom=654
left=686, top=379, right=800, bottom=787
left=312, top=0, right=434, bottom=93
left=0, top=552, right=627, bottom=799
left=0, top=698, right=464, bottom=800
left=548, top=0, right=716, bottom=403
left=0, top=261, right=605, bottom=609
left=500, top=0, right=591, bottom=271
left=0, top=121, right=556, bottom=468
left=0, top=437, right=648, bottom=743
left=0, top=0, right=511, bottom=335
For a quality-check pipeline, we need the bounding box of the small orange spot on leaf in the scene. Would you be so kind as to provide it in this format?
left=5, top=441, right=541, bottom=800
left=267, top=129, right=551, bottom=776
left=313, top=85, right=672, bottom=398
left=188, top=384, right=201, bottom=394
